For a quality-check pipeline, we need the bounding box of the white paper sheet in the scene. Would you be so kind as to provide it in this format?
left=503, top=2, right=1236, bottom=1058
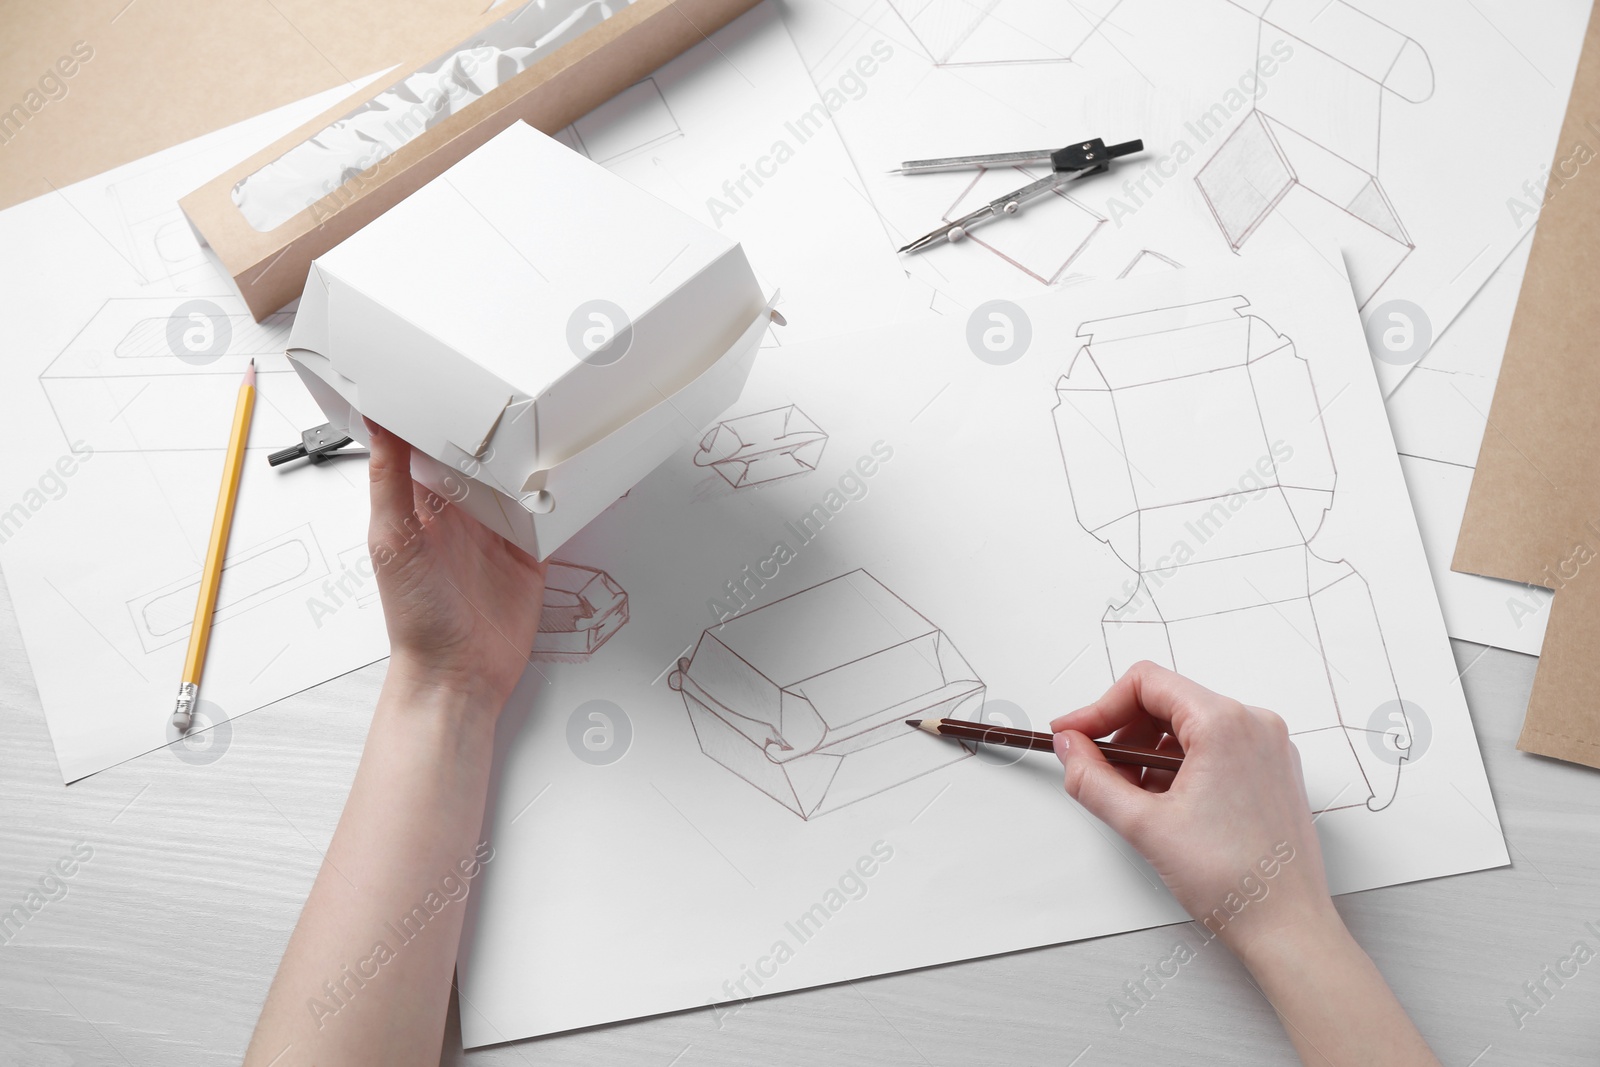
left=455, top=244, right=1507, bottom=1046
left=1388, top=235, right=1553, bottom=655
left=0, top=4, right=907, bottom=782
left=0, top=81, right=392, bottom=784
left=774, top=0, right=1590, bottom=394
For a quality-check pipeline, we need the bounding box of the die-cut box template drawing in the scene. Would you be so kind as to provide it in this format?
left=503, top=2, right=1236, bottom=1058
left=286, top=121, right=774, bottom=561
left=1053, top=296, right=1406, bottom=813
left=670, top=570, right=985, bottom=820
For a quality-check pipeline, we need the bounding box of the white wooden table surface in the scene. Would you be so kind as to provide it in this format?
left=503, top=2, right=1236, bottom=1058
left=3, top=564, right=1597, bottom=1066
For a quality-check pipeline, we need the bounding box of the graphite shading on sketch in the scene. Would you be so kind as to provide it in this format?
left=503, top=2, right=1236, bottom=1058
left=531, top=561, right=628, bottom=659
left=670, top=570, right=985, bottom=819
left=1052, top=296, right=1407, bottom=813
left=1194, top=0, right=1433, bottom=307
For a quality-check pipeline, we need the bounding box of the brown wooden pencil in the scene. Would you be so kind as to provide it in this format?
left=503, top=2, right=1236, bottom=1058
left=907, top=717, right=1184, bottom=773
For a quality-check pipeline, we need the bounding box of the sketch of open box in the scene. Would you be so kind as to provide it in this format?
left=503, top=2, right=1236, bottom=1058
left=693, top=404, right=827, bottom=488
left=1194, top=112, right=1412, bottom=306
left=1195, top=1, right=1432, bottom=308
left=669, top=570, right=984, bottom=820
left=531, top=561, right=628, bottom=658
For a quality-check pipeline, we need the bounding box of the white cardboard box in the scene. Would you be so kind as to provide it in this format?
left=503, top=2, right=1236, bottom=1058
left=286, top=120, right=772, bottom=559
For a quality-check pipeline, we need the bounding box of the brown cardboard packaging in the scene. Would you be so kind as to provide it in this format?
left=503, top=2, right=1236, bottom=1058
left=178, top=0, right=759, bottom=320
left=1454, top=4, right=1600, bottom=767
left=0, top=0, right=490, bottom=211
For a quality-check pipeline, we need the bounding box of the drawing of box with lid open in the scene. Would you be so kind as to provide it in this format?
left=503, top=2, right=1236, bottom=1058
left=283, top=121, right=779, bottom=561
left=670, top=570, right=986, bottom=820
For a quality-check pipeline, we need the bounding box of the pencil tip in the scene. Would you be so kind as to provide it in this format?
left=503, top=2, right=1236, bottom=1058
left=905, top=719, right=921, bottom=728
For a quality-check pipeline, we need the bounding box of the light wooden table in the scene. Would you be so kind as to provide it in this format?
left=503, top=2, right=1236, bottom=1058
left=3, top=568, right=1596, bottom=1065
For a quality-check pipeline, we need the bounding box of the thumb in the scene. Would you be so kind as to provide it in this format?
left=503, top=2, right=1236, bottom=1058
left=365, top=419, right=416, bottom=534
left=1054, top=730, right=1154, bottom=846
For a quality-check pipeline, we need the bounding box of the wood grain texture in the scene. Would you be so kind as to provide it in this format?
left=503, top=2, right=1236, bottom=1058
left=2, top=566, right=1597, bottom=1065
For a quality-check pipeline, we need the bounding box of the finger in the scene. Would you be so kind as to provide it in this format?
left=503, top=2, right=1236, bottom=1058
left=1109, top=716, right=1172, bottom=788
left=365, top=419, right=416, bottom=533
left=1054, top=730, right=1156, bottom=844
left=1110, top=715, right=1169, bottom=751
left=1051, top=661, right=1217, bottom=743
left=1050, top=676, right=1159, bottom=740
left=1140, top=733, right=1185, bottom=794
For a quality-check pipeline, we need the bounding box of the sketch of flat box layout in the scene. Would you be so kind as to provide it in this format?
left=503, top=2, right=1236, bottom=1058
left=533, top=561, right=628, bottom=659
left=38, top=296, right=301, bottom=453
left=556, top=77, right=684, bottom=167
left=942, top=166, right=1107, bottom=285
left=670, top=570, right=985, bottom=819
left=1053, top=296, right=1408, bottom=813
left=127, top=523, right=330, bottom=654
left=694, top=404, right=828, bottom=488
left=887, top=0, right=1123, bottom=67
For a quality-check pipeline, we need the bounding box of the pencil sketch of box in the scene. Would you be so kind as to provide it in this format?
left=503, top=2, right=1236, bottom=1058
left=1053, top=295, right=1406, bottom=813
left=125, top=522, right=331, bottom=654
left=693, top=404, right=827, bottom=488
left=37, top=296, right=308, bottom=453
left=668, top=570, right=984, bottom=820
left=532, top=561, right=627, bottom=658
left=1194, top=0, right=1432, bottom=307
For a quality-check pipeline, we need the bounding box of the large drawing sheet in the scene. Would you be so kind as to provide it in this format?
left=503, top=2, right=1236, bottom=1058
left=0, top=3, right=908, bottom=782
left=0, top=82, right=388, bottom=784
left=774, top=0, right=1590, bottom=397
left=456, top=245, right=1508, bottom=1046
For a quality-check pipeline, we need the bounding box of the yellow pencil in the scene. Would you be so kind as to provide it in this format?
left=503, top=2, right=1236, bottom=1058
left=172, top=359, right=256, bottom=732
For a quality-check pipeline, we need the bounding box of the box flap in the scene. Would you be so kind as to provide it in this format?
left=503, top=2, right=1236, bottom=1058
left=520, top=296, right=774, bottom=500
left=323, top=271, right=522, bottom=463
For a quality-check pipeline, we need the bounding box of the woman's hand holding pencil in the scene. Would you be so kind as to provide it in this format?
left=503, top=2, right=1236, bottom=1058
left=1050, top=661, right=1442, bottom=1067
left=1049, top=661, right=1333, bottom=957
